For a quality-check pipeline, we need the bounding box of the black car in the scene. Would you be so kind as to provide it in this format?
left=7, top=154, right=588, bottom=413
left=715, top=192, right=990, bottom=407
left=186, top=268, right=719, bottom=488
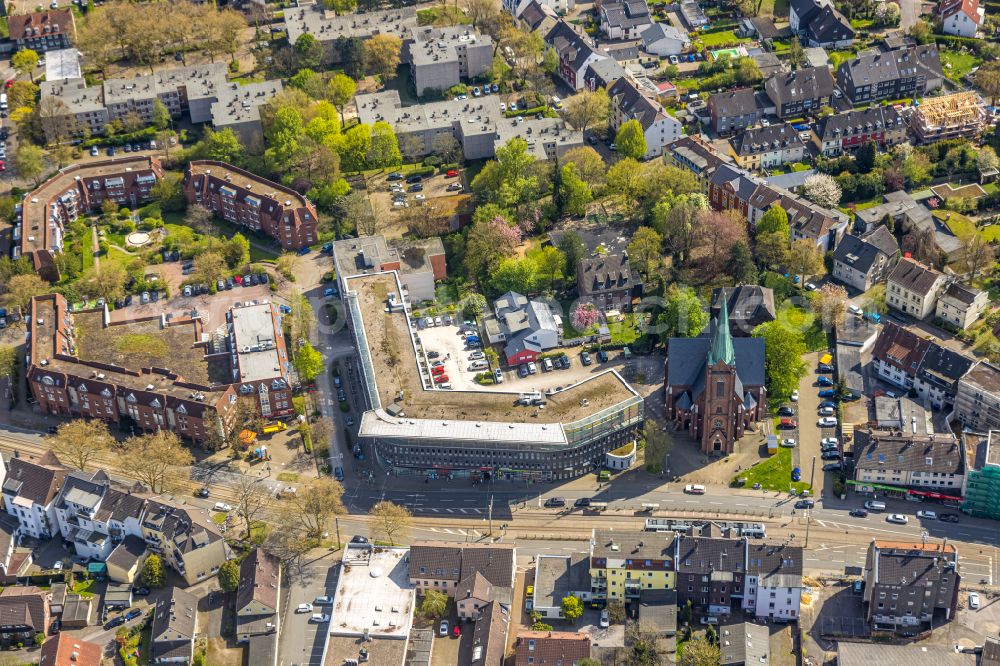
left=777, top=406, right=795, bottom=416
left=405, top=174, right=423, bottom=184
left=47, top=426, right=59, bottom=434
left=196, top=487, right=210, bottom=498
left=226, top=278, right=234, bottom=290
left=544, top=497, right=566, bottom=508
left=794, top=499, right=815, bottom=509
left=427, top=351, right=440, bottom=359
left=258, top=273, right=269, bottom=284
left=821, top=451, right=841, bottom=461
left=387, top=172, right=404, bottom=181
left=351, top=535, right=370, bottom=544
left=124, top=294, right=133, bottom=306
left=939, top=513, right=960, bottom=523
left=597, top=350, right=609, bottom=363
left=104, top=616, right=126, bottom=630
left=409, top=183, right=424, bottom=192
left=574, top=497, right=591, bottom=508
left=849, top=508, right=868, bottom=518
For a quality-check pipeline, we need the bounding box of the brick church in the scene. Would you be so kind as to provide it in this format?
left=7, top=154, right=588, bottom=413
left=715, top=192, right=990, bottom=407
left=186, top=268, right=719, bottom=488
left=664, top=293, right=767, bottom=454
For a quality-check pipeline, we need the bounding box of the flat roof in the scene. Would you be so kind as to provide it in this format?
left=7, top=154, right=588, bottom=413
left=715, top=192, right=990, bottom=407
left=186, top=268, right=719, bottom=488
left=210, top=79, right=283, bottom=127
left=349, top=272, right=638, bottom=427
left=329, top=545, right=414, bottom=639
left=45, top=48, right=81, bottom=80
left=231, top=303, right=283, bottom=383
left=534, top=554, right=590, bottom=610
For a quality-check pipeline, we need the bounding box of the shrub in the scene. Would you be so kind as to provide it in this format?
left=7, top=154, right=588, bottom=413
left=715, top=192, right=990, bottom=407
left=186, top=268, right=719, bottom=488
left=406, top=165, right=436, bottom=178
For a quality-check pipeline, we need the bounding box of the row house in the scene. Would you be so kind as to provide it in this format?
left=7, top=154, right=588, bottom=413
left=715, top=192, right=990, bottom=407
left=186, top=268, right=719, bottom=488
left=408, top=541, right=516, bottom=605
left=235, top=548, right=280, bottom=642
left=1, top=451, right=70, bottom=540
left=19, top=157, right=164, bottom=281
left=708, top=164, right=761, bottom=222
left=674, top=527, right=747, bottom=617
left=836, top=45, right=944, bottom=105
left=589, top=530, right=676, bottom=602
left=151, top=588, right=198, bottom=664
left=8, top=9, right=76, bottom=52
left=140, top=499, right=228, bottom=586
left=707, top=88, right=762, bottom=136
left=743, top=540, right=803, bottom=621
left=853, top=430, right=965, bottom=492
left=53, top=471, right=144, bottom=562
left=184, top=160, right=319, bottom=251
left=863, top=541, right=960, bottom=634
left=728, top=123, right=806, bottom=171
left=545, top=21, right=608, bottom=91
left=763, top=67, right=834, bottom=119
left=664, top=135, right=731, bottom=192
left=0, top=587, right=51, bottom=645
left=886, top=257, right=947, bottom=320
left=812, top=106, right=907, bottom=157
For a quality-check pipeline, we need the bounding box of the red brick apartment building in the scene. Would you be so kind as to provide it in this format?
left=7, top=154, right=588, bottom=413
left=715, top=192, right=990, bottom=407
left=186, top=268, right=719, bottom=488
left=8, top=9, right=76, bottom=52
left=183, top=161, right=318, bottom=250
left=27, top=293, right=238, bottom=446
left=18, top=157, right=163, bottom=281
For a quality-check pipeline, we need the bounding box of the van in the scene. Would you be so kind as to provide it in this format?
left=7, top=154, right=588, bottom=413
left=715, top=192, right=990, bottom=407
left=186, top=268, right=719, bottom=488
left=542, top=358, right=553, bottom=372
left=848, top=303, right=863, bottom=316
left=864, top=500, right=887, bottom=512
left=684, top=484, right=706, bottom=495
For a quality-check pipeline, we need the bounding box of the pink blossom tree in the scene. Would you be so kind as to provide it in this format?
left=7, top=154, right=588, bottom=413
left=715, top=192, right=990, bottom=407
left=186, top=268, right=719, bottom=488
left=488, top=215, right=523, bottom=250
left=572, top=303, right=601, bottom=331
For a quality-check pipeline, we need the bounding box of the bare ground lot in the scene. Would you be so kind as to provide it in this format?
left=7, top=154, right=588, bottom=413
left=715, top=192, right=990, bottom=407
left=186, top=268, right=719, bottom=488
left=109, top=283, right=274, bottom=330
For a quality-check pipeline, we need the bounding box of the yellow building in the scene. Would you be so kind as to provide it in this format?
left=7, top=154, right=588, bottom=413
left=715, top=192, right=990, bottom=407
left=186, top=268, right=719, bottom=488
left=590, top=529, right=676, bottom=601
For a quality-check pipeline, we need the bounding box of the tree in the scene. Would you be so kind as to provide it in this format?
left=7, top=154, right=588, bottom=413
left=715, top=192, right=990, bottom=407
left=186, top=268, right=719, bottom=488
left=36, top=96, right=78, bottom=146
left=293, top=33, right=323, bottom=69
left=864, top=283, right=887, bottom=314
left=0, top=346, right=17, bottom=386
left=562, top=146, right=606, bottom=189
left=190, top=128, right=244, bottom=164
left=561, top=89, right=610, bottom=134
left=183, top=204, right=216, bottom=236
left=908, top=19, right=934, bottom=44
left=47, top=420, right=115, bottom=471
left=224, top=234, right=251, bottom=270
left=755, top=231, right=789, bottom=269
left=232, top=475, right=272, bottom=540
left=286, top=478, right=346, bottom=540
left=151, top=172, right=185, bottom=212
left=464, top=215, right=522, bottom=281
left=11, top=49, right=39, bottom=83
left=4, top=274, right=48, bottom=316
left=293, top=342, right=324, bottom=382
left=370, top=500, right=411, bottom=546
left=572, top=303, right=601, bottom=331
left=421, top=589, right=448, bottom=620
left=289, top=68, right=325, bottom=99
left=364, top=34, right=403, bottom=78
left=561, top=596, right=584, bottom=621
left=366, top=121, right=402, bottom=169
left=976, top=61, right=1000, bottom=105
left=141, top=554, right=166, bottom=588
left=903, top=152, right=932, bottom=187
left=680, top=638, right=721, bottom=666
left=963, top=232, right=995, bottom=280
left=977, top=146, right=999, bottom=173
left=658, top=286, right=707, bottom=338
left=194, top=251, right=227, bottom=285
left=14, top=143, right=45, bottom=186
left=81, top=262, right=129, bottom=304
left=626, top=227, right=663, bottom=280
left=432, top=134, right=462, bottom=165
left=787, top=239, right=824, bottom=284
left=730, top=241, right=758, bottom=284
left=119, top=431, right=194, bottom=494
left=811, top=283, right=849, bottom=328
left=753, top=321, right=807, bottom=399
left=803, top=174, right=842, bottom=208
left=607, top=600, right=626, bottom=624
left=788, top=36, right=806, bottom=69
left=151, top=99, right=171, bottom=131
left=534, top=246, right=567, bottom=289
left=756, top=205, right=789, bottom=238
left=557, top=163, right=592, bottom=217
left=857, top=140, right=877, bottom=173
left=218, top=559, right=241, bottom=592
left=615, top=119, right=647, bottom=160
left=326, top=73, right=356, bottom=124
left=490, top=257, right=536, bottom=294
left=692, top=209, right=748, bottom=277
left=339, top=191, right=378, bottom=237
left=557, top=232, right=585, bottom=277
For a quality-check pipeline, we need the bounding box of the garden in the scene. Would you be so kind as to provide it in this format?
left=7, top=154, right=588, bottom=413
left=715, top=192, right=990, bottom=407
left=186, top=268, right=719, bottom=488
left=732, top=441, right=812, bottom=494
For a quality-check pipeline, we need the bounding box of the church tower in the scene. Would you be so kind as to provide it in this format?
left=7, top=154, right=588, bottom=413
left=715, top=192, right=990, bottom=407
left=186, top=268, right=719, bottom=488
left=700, top=291, right=741, bottom=454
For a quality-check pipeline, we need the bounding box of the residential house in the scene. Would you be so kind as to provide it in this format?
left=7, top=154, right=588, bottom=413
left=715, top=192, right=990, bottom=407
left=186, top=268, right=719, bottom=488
left=939, top=0, right=984, bottom=37
left=886, top=257, right=947, bottom=319
left=236, top=548, right=280, bottom=642
left=674, top=527, right=747, bottom=616
left=863, top=540, right=960, bottom=633
left=707, top=88, right=762, bottom=135
left=589, top=530, right=676, bottom=602
left=532, top=554, right=591, bottom=619
left=936, top=282, right=989, bottom=330
left=577, top=252, right=642, bottom=313
left=0, top=514, right=21, bottom=584
left=638, top=589, right=678, bottom=637
left=836, top=45, right=944, bottom=104
left=7, top=9, right=76, bottom=51
left=469, top=601, right=509, bottom=666
left=913, top=342, right=974, bottom=411
left=665, top=135, right=731, bottom=192
left=105, top=536, right=148, bottom=584
left=584, top=58, right=628, bottom=91
left=600, top=0, right=653, bottom=39
left=483, top=292, right=562, bottom=365
left=789, top=0, right=854, bottom=47
left=708, top=164, right=762, bottom=221
left=679, top=0, right=709, bottom=28
left=782, top=191, right=847, bottom=251
left=720, top=622, right=770, bottom=666
left=39, top=634, right=103, bottom=666
left=546, top=21, right=608, bottom=91
left=710, top=286, right=776, bottom=337
left=513, top=0, right=560, bottom=33
left=515, top=631, right=592, bottom=665
left=408, top=541, right=516, bottom=599
left=608, top=77, right=682, bottom=159
left=0, top=587, right=50, bottom=646
left=812, top=106, right=907, bottom=156
left=832, top=226, right=900, bottom=292
left=457, top=571, right=514, bottom=621
left=53, top=471, right=147, bottom=563
left=140, top=500, right=228, bottom=586
left=742, top=540, right=803, bottom=620
left=853, top=430, right=965, bottom=492
left=151, top=587, right=197, bottom=664
left=2, top=451, right=70, bottom=540
left=872, top=321, right=931, bottom=389
left=728, top=123, right=806, bottom=170
left=910, top=92, right=986, bottom=144
left=954, top=361, right=1000, bottom=432
left=764, top=67, right=834, bottom=119
left=640, top=23, right=690, bottom=56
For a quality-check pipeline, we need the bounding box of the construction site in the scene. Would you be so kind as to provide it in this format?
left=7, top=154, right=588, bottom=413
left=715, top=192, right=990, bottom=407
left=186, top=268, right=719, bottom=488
left=909, top=91, right=986, bottom=144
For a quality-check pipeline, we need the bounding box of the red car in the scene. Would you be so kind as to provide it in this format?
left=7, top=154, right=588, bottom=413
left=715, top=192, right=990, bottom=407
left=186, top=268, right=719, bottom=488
left=431, top=365, right=445, bottom=375
left=434, top=374, right=449, bottom=383
left=446, top=169, right=458, bottom=177
left=778, top=418, right=797, bottom=429
left=0, top=161, right=5, bottom=172
left=233, top=274, right=243, bottom=284
left=453, top=625, right=461, bottom=637
left=4, top=80, right=13, bottom=89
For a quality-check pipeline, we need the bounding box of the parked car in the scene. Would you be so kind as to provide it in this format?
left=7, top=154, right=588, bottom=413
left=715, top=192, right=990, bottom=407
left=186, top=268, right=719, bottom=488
left=350, top=535, right=369, bottom=544
left=469, top=351, right=485, bottom=360
left=439, top=620, right=450, bottom=636
left=819, top=401, right=837, bottom=409
left=104, top=616, right=126, bottom=630
left=527, top=362, right=537, bottom=374
left=311, top=614, right=330, bottom=623
left=822, top=462, right=841, bottom=472
left=778, top=418, right=797, bottom=429
left=544, top=497, right=566, bottom=507
left=494, top=367, right=504, bottom=384
left=196, top=487, right=210, bottom=498
left=818, top=363, right=834, bottom=373
left=818, top=406, right=835, bottom=416
left=597, top=350, right=609, bottom=363
left=581, top=351, right=592, bottom=366
left=849, top=508, right=868, bottom=518
left=387, top=171, right=404, bottom=181
left=821, top=437, right=839, bottom=447
left=790, top=390, right=799, bottom=402
left=916, top=510, right=937, bottom=520
left=821, top=451, right=840, bottom=461
left=817, top=417, right=838, bottom=427
left=574, top=497, right=591, bottom=508
left=886, top=514, right=908, bottom=524
left=124, top=608, right=142, bottom=621
left=600, top=609, right=610, bottom=628
left=777, top=406, right=795, bottom=416
left=781, top=438, right=796, bottom=448
left=213, top=502, right=232, bottom=512
left=133, top=587, right=151, bottom=596
left=315, top=596, right=333, bottom=605
left=939, top=513, right=960, bottom=523
left=969, top=592, right=981, bottom=609
left=817, top=376, right=834, bottom=386
left=818, top=389, right=836, bottom=398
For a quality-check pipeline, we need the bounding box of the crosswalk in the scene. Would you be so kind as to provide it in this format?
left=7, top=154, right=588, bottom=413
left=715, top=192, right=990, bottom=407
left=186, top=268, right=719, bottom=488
left=425, top=526, right=482, bottom=538
left=412, top=506, right=485, bottom=514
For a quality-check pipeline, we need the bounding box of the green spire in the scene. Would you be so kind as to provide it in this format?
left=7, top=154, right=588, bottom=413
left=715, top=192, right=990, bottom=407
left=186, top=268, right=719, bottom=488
left=708, top=289, right=736, bottom=366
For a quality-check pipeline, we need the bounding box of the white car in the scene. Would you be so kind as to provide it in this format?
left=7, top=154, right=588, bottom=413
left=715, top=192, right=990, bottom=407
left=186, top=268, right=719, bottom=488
left=600, top=609, right=610, bottom=628
left=439, top=620, right=449, bottom=636
left=916, top=510, right=937, bottom=520
left=213, top=502, right=232, bottom=512
left=296, top=603, right=314, bottom=614
left=818, top=417, right=838, bottom=427
left=469, top=351, right=485, bottom=360
left=886, top=514, right=908, bottom=524
left=818, top=406, right=835, bottom=416
left=790, top=390, right=799, bottom=402
left=804, top=282, right=818, bottom=291
left=414, top=194, right=426, bottom=201
left=310, top=614, right=330, bottom=623
left=821, top=437, right=839, bottom=447
left=969, top=592, right=981, bottom=609
left=781, top=438, right=796, bottom=448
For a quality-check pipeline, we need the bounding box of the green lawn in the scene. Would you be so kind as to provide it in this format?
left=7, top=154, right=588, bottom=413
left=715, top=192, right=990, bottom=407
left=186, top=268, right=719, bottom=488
left=416, top=5, right=470, bottom=25
left=71, top=579, right=96, bottom=598
left=211, top=512, right=228, bottom=525
left=607, top=314, right=641, bottom=345
left=734, top=444, right=812, bottom=493
left=697, top=30, right=750, bottom=47
left=849, top=18, right=875, bottom=30
left=775, top=304, right=827, bottom=351
left=939, top=49, right=982, bottom=81
left=758, top=0, right=789, bottom=17
left=828, top=50, right=854, bottom=68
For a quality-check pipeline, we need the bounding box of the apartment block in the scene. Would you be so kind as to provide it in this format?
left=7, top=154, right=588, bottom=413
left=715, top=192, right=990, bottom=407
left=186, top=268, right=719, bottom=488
left=332, top=235, right=446, bottom=302
left=210, top=80, right=284, bottom=147
left=742, top=540, right=803, bottom=621
left=812, top=106, right=907, bottom=157
left=836, top=45, right=943, bottom=104
left=728, top=123, right=806, bottom=171
left=674, top=527, right=747, bottom=616
left=229, top=302, right=294, bottom=420
left=590, top=530, right=676, bottom=602
left=532, top=554, right=591, bottom=619
left=955, top=361, right=1000, bottom=432
left=910, top=92, right=986, bottom=144
left=886, top=257, right=947, bottom=320
left=935, top=282, right=989, bottom=330
left=853, top=430, right=965, bottom=492
left=141, top=500, right=227, bottom=586
left=963, top=431, right=1000, bottom=520
left=409, top=26, right=493, bottom=97
left=283, top=5, right=417, bottom=60
left=8, top=9, right=75, bottom=52
left=183, top=160, right=319, bottom=250
left=863, top=540, right=959, bottom=633
left=2, top=451, right=70, bottom=540
left=608, top=76, right=682, bottom=159
left=408, top=541, right=516, bottom=599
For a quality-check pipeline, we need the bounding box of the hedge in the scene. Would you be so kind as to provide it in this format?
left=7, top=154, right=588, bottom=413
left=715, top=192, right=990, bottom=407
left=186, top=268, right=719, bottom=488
left=505, top=106, right=559, bottom=119
left=406, top=165, right=436, bottom=178
left=82, top=126, right=158, bottom=148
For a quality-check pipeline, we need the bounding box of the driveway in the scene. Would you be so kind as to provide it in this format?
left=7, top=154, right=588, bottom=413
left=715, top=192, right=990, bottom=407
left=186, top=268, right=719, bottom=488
left=279, top=556, right=339, bottom=666
left=898, top=0, right=919, bottom=30
left=796, top=351, right=828, bottom=498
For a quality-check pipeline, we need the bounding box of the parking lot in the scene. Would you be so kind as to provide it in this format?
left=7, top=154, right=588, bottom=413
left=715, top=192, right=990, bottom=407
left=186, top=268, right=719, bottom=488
left=109, top=278, right=274, bottom=329
left=415, top=322, right=624, bottom=394
left=279, top=558, right=339, bottom=666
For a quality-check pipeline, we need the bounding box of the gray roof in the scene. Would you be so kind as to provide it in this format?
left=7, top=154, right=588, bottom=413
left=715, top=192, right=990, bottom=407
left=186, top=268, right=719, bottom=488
left=917, top=342, right=974, bottom=392
left=709, top=88, right=759, bottom=119
left=815, top=105, right=905, bottom=142
left=152, top=587, right=197, bottom=662
left=534, top=554, right=591, bottom=610
left=591, top=529, right=676, bottom=562
left=638, top=589, right=677, bottom=635
left=746, top=540, right=803, bottom=583
left=641, top=22, right=690, bottom=47
left=940, top=282, right=983, bottom=306
left=806, top=4, right=854, bottom=44
left=983, top=637, right=1000, bottom=666
left=839, top=643, right=974, bottom=666
left=106, top=535, right=147, bottom=572
left=666, top=336, right=766, bottom=389
left=579, top=253, right=636, bottom=297
left=601, top=0, right=652, bottom=29
left=888, top=257, right=944, bottom=296
left=675, top=536, right=746, bottom=575
left=585, top=57, right=628, bottom=88
left=730, top=123, right=805, bottom=156
left=833, top=226, right=899, bottom=275
left=764, top=67, right=834, bottom=106
left=838, top=45, right=942, bottom=88
left=710, top=286, right=776, bottom=335
left=853, top=431, right=964, bottom=476
left=609, top=77, right=669, bottom=132
left=720, top=622, right=769, bottom=666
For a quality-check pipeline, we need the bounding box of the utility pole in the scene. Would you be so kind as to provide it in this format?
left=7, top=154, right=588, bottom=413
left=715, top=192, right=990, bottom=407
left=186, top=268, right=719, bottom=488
left=804, top=510, right=812, bottom=548
left=808, top=455, right=816, bottom=492
left=488, top=494, right=494, bottom=536
left=335, top=517, right=342, bottom=551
